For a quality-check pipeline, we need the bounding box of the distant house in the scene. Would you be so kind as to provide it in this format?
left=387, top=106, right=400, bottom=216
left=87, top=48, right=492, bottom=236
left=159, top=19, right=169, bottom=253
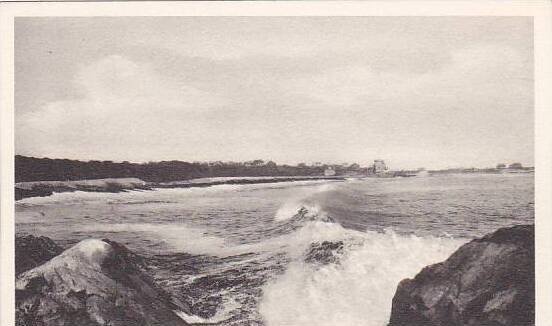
left=496, top=163, right=507, bottom=169
left=324, top=167, right=336, bottom=176
left=508, top=163, right=523, bottom=169
left=372, top=160, right=388, bottom=174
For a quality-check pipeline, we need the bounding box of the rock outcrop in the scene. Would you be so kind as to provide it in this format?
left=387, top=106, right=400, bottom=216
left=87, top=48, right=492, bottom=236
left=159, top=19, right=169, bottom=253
left=16, top=238, right=189, bottom=326
left=388, top=224, right=534, bottom=326
left=15, top=235, right=64, bottom=275
left=305, top=240, right=344, bottom=265
left=15, top=178, right=151, bottom=200
left=15, top=187, right=54, bottom=201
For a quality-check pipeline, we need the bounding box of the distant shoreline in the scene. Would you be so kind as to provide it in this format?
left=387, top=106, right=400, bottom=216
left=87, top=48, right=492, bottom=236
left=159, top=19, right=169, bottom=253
left=14, top=170, right=535, bottom=201
left=15, top=176, right=346, bottom=201
left=15, top=155, right=534, bottom=185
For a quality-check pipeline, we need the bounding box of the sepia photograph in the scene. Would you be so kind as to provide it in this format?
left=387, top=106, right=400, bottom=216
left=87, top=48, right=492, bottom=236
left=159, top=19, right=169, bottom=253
left=1, top=2, right=552, bottom=326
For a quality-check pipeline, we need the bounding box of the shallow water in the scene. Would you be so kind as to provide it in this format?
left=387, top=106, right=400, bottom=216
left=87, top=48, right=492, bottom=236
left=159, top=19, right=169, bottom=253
left=16, top=173, right=534, bottom=325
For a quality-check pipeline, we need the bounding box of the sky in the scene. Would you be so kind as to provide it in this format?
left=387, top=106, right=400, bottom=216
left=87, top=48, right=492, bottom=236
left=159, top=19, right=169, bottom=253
left=15, top=17, right=533, bottom=169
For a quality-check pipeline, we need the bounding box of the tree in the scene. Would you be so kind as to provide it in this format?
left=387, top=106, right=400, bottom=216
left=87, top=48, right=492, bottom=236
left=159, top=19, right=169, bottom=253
left=349, top=163, right=360, bottom=170
left=251, top=159, right=265, bottom=166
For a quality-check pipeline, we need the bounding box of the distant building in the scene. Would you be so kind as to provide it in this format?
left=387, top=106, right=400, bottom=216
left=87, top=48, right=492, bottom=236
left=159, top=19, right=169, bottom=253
left=496, top=163, right=506, bottom=169
left=324, top=167, right=336, bottom=176
left=372, top=160, right=388, bottom=174
left=508, top=163, right=523, bottom=169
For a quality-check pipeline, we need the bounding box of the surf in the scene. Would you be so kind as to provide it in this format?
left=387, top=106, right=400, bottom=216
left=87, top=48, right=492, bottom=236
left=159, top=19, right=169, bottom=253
left=259, top=227, right=466, bottom=326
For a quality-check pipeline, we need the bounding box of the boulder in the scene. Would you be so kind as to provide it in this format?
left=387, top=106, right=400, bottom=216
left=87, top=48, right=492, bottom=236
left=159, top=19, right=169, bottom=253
left=16, top=239, right=189, bottom=326
left=15, top=235, right=64, bottom=275
left=15, top=187, right=54, bottom=201
left=304, top=240, right=344, bottom=265
left=388, top=224, right=534, bottom=326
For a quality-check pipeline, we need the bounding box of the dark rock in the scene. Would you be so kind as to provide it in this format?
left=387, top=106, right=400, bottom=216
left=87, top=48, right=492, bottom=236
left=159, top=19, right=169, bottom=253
left=305, top=240, right=344, bottom=265
left=15, top=235, right=64, bottom=275
left=15, top=187, right=54, bottom=201
left=296, top=206, right=335, bottom=223
left=16, top=239, right=189, bottom=326
left=389, top=224, right=534, bottom=326
left=15, top=178, right=151, bottom=201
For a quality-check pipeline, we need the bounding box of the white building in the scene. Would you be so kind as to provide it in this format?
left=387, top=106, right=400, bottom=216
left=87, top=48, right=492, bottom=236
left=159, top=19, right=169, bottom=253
left=372, top=160, right=388, bottom=174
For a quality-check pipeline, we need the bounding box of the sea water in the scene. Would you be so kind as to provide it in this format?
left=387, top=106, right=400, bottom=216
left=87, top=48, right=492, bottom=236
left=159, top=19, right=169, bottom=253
left=15, top=173, right=534, bottom=325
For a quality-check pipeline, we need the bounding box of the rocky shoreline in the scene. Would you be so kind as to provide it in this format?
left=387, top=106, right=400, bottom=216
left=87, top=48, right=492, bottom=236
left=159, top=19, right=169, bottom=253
left=15, top=176, right=345, bottom=201
left=15, top=236, right=190, bottom=326
left=15, top=178, right=152, bottom=201
left=388, top=224, right=534, bottom=326
left=15, top=224, right=534, bottom=326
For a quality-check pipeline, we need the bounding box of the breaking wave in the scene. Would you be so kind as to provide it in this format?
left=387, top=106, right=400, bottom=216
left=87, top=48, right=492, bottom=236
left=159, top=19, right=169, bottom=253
left=274, top=183, right=337, bottom=222
left=77, top=223, right=229, bottom=256
left=15, top=174, right=534, bottom=326
left=259, top=226, right=466, bottom=326
left=174, top=297, right=240, bottom=324
left=258, top=198, right=467, bottom=326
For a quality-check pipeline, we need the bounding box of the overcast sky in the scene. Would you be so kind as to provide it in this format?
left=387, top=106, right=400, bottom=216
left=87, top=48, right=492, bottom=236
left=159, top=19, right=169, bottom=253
left=15, top=17, right=533, bottom=169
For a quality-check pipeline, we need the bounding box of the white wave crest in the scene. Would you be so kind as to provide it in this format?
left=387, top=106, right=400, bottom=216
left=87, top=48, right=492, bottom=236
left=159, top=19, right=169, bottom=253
left=274, top=183, right=337, bottom=221
left=16, top=180, right=338, bottom=206
left=174, top=297, right=240, bottom=324
left=77, top=223, right=228, bottom=256
left=259, top=230, right=466, bottom=326
left=77, top=218, right=349, bottom=258
left=275, top=203, right=330, bottom=222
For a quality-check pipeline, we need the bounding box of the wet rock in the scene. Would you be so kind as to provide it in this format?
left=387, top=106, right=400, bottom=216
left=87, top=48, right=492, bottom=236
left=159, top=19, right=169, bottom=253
left=296, top=206, right=335, bottom=223
left=15, top=178, right=151, bottom=200
left=15, top=235, right=64, bottom=275
left=16, top=239, right=189, bottom=326
left=305, top=241, right=344, bottom=265
left=15, top=187, right=54, bottom=201
left=388, top=224, right=534, bottom=326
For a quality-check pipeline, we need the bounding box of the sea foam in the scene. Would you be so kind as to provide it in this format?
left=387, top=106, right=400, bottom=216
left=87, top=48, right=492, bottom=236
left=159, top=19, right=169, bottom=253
left=274, top=183, right=337, bottom=221
left=78, top=223, right=228, bottom=256
left=259, top=227, right=466, bottom=326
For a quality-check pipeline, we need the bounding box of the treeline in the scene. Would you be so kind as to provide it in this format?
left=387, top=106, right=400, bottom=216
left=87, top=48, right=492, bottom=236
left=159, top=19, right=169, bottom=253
left=15, top=156, right=364, bottom=183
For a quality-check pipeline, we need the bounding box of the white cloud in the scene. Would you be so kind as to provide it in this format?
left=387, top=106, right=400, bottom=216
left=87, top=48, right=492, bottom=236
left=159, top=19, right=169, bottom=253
left=17, top=55, right=222, bottom=160
left=15, top=17, right=533, bottom=168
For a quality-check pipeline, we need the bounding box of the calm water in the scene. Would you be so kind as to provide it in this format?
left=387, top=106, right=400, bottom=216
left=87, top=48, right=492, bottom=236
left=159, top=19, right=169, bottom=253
left=15, top=173, right=534, bottom=326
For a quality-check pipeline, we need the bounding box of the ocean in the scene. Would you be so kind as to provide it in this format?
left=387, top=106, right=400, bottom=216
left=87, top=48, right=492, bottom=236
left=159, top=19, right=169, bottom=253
left=15, top=173, right=534, bottom=326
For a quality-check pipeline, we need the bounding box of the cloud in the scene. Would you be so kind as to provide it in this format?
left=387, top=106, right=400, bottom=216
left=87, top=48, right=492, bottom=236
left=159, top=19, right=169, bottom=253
left=15, top=17, right=533, bottom=168
left=277, top=43, right=530, bottom=109
left=265, top=43, right=533, bottom=167
left=17, top=55, right=222, bottom=160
